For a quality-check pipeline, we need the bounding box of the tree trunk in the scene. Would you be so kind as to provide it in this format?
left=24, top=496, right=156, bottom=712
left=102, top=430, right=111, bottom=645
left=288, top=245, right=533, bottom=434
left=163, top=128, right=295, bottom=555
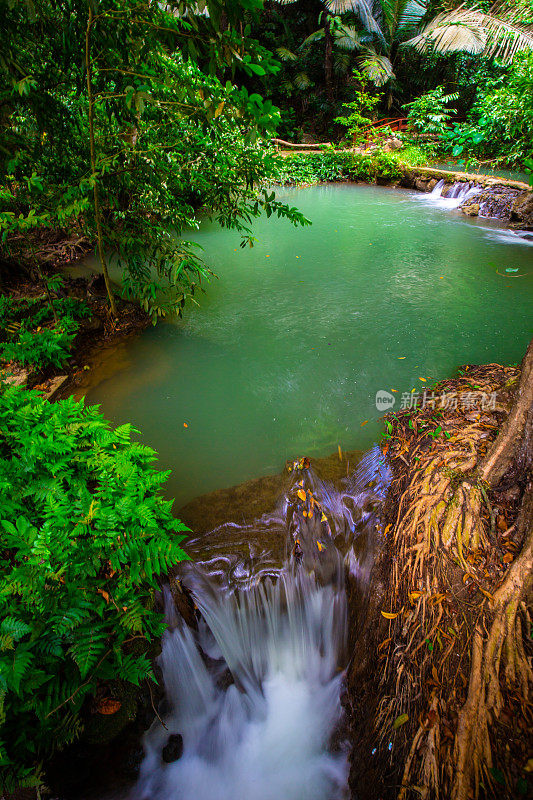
left=480, top=336, right=533, bottom=487
left=85, top=3, right=118, bottom=317
left=452, top=336, right=533, bottom=799
left=324, top=15, right=334, bottom=105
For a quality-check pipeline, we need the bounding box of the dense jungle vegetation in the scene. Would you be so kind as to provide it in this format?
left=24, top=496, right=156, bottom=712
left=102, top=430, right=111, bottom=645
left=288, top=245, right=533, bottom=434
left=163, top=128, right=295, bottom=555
left=0, top=0, right=532, bottom=795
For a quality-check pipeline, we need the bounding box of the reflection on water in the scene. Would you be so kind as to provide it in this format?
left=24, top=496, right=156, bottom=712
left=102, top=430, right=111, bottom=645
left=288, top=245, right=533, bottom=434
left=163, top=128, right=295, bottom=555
left=82, top=184, right=533, bottom=506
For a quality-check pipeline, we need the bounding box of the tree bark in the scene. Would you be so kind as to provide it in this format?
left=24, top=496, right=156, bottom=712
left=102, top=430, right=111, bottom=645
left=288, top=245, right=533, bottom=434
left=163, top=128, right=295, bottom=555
left=479, top=336, right=533, bottom=487
left=324, top=15, right=334, bottom=104
left=85, top=3, right=118, bottom=317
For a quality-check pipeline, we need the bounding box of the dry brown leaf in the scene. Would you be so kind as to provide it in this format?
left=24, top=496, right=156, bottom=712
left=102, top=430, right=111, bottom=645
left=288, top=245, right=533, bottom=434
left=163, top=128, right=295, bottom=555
left=97, top=698, right=122, bottom=715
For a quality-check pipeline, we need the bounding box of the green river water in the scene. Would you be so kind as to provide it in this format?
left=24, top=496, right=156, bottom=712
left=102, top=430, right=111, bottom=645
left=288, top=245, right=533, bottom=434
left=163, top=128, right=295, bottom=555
left=84, top=184, right=533, bottom=506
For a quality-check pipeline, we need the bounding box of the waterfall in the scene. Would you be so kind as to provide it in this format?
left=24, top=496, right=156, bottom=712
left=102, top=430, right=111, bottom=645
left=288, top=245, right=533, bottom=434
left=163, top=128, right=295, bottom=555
left=425, top=179, right=481, bottom=210
left=134, top=451, right=389, bottom=800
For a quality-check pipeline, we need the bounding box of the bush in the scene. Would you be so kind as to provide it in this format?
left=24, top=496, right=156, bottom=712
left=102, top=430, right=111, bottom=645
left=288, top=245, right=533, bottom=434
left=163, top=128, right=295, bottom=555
left=0, top=294, right=92, bottom=371
left=274, top=149, right=402, bottom=186
left=0, top=385, right=188, bottom=789
left=403, top=86, right=458, bottom=138
left=0, top=324, right=78, bottom=370
left=439, top=52, right=533, bottom=168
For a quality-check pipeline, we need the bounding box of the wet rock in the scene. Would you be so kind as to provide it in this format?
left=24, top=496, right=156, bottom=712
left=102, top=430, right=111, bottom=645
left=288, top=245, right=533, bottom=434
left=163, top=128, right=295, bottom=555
left=427, top=178, right=438, bottom=192
left=415, top=177, right=429, bottom=192
left=44, top=374, right=69, bottom=400
left=474, top=186, right=520, bottom=220
left=162, top=733, right=183, bottom=763
left=461, top=202, right=480, bottom=217
left=510, top=190, right=533, bottom=229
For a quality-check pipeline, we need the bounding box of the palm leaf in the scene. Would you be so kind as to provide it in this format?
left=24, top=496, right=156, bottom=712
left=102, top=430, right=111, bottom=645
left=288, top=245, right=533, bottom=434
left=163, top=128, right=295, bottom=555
left=294, top=71, right=313, bottom=90
left=358, top=49, right=395, bottom=85
left=302, top=28, right=326, bottom=47
left=405, top=2, right=533, bottom=64
left=327, top=0, right=384, bottom=37
left=276, top=47, right=298, bottom=62
left=334, top=24, right=364, bottom=50
left=334, top=50, right=352, bottom=74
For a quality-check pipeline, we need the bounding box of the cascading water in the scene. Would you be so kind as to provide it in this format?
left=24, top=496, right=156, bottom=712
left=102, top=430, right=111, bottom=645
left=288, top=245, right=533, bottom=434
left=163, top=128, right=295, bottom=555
left=134, top=448, right=390, bottom=800
left=426, top=179, right=482, bottom=210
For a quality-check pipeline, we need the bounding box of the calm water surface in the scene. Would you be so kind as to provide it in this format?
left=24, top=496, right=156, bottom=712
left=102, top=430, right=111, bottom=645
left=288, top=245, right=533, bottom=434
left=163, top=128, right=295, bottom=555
left=85, top=184, right=533, bottom=505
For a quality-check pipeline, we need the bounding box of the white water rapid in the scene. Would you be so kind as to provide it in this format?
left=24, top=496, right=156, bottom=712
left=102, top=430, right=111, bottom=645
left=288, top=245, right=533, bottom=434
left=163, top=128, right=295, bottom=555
left=134, top=449, right=390, bottom=800
left=425, top=178, right=481, bottom=209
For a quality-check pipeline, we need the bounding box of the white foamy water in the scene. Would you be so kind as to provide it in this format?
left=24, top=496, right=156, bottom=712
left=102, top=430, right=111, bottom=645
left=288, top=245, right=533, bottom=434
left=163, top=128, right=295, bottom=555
left=484, top=228, right=533, bottom=247
left=134, top=453, right=392, bottom=800
left=421, top=178, right=482, bottom=210
left=135, top=571, right=348, bottom=800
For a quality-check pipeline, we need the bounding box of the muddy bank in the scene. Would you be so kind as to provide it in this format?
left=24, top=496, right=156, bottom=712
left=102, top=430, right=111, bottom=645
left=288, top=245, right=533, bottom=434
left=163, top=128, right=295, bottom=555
left=348, top=358, right=533, bottom=800
left=0, top=274, right=149, bottom=400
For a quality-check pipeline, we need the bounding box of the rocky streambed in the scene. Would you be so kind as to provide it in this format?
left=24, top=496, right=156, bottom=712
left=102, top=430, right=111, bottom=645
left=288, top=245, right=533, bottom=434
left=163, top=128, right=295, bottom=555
left=399, top=165, right=533, bottom=229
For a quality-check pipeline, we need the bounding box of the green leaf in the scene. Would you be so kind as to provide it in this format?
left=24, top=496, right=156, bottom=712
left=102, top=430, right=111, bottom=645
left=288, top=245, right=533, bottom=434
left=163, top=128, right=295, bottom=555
left=393, top=713, right=409, bottom=729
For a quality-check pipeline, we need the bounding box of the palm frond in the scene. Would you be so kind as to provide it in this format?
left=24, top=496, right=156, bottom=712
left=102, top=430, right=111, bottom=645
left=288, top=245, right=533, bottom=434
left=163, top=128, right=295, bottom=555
left=405, top=2, right=533, bottom=64
left=294, top=71, right=313, bottom=90
left=396, top=0, right=429, bottom=35
left=301, top=28, right=325, bottom=47
left=333, top=50, right=352, bottom=74
left=327, top=0, right=383, bottom=37
left=334, top=25, right=364, bottom=50
left=276, top=47, right=298, bottom=62
left=358, top=49, right=395, bottom=85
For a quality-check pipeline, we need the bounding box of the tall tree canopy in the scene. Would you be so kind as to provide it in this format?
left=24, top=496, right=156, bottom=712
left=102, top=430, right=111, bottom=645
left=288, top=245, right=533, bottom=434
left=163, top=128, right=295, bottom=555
left=0, top=0, right=308, bottom=317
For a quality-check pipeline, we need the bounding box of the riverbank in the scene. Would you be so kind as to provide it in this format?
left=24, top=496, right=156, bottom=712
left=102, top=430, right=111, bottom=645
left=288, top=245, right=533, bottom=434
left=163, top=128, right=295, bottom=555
left=349, top=354, right=533, bottom=800
left=276, top=150, right=533, bottom=230
left=0, top=274, right=149, bottom=401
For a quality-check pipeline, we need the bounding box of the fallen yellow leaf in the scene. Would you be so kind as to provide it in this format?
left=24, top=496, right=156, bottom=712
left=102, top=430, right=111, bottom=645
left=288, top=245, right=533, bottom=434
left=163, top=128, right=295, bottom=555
left=297, top=489, right=306, bottom=501
left=393, top=713, right=408, bottom=729
left=381, top=610, right=401, bottom=620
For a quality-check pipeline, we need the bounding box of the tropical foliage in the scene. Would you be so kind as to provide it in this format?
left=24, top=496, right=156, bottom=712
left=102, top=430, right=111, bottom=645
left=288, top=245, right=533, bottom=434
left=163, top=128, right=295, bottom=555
left=0, top=0, right=309, bottom=319
left=403, top=86, right=459, bottom=137
left=0, top=290, right=91, bottom=371
left=274, top=148, right=403, bottom=184
left=0, top=385, right=188, bottom=789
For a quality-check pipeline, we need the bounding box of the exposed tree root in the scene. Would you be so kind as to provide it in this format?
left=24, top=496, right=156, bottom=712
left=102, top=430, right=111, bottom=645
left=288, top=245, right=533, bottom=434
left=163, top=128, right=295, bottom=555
left=376, top=348, right=533, bottom=800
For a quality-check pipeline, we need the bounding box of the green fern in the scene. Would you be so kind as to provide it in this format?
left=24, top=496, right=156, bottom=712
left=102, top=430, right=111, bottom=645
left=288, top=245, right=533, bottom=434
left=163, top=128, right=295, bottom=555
left=0, top=384, right=189, bottom=787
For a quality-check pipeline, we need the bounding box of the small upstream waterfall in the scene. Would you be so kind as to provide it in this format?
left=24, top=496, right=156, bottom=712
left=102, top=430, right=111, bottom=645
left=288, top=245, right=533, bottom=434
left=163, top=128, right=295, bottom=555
left=134, top=448, right=390, bottom=800
left=426, top=178, right=481, bottom=209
